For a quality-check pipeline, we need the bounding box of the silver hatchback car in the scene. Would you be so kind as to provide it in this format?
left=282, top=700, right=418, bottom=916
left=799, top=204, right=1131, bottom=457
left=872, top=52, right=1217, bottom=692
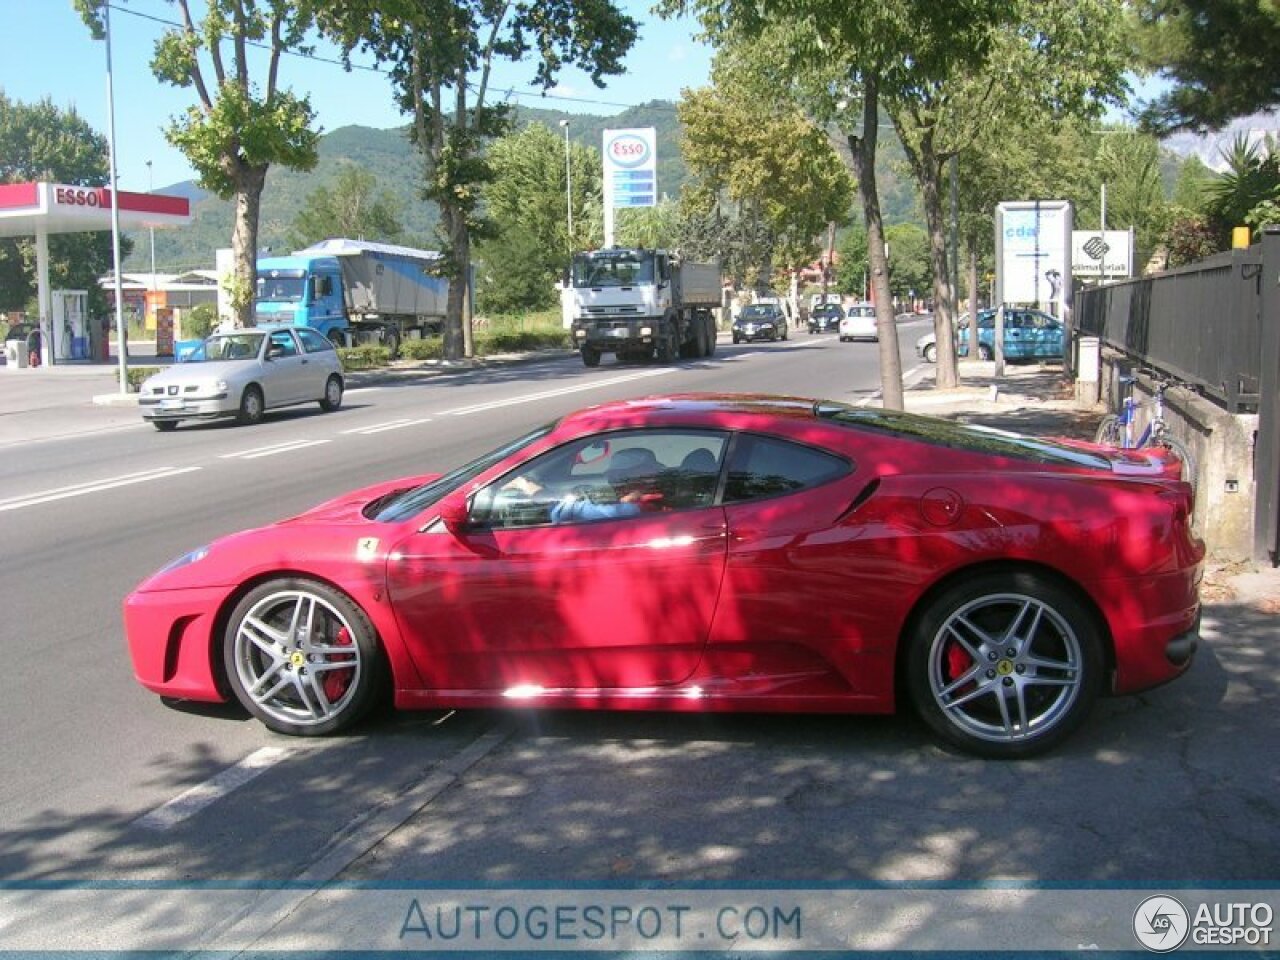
left=138, top=327, right=344, bottom=431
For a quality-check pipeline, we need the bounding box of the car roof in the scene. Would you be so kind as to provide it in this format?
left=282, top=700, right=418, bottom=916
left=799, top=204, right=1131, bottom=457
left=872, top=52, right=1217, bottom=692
left=560, top=393, right=819, bottom=430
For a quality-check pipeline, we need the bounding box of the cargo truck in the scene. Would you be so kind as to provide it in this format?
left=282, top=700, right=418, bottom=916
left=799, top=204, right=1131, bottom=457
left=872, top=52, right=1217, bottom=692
left=254, top=238, right=448, bottom=356
left=568, top=248, right=721, bottom=367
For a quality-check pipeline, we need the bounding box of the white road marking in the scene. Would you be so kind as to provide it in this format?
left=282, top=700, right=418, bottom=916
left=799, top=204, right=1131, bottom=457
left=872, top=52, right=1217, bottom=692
left=0, top=466, right=203, bottom=513
left=342, top=417, right=434, bottom=435
left=133, top=747, right=292, bottom=831
left=441, top=367, right=675, bottom=416
left=220, top=439, right=331, bottom=460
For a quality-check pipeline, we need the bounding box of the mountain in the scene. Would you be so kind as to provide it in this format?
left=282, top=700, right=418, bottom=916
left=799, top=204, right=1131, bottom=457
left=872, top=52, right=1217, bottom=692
left=131, top=100, right=917, bottom=271
left=1160, top=112, right=1280, bottom=171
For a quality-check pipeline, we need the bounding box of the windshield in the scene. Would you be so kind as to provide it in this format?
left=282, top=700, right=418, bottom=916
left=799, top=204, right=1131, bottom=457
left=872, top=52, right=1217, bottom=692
left=814, top=401, right=1112, bottom=470
left=571, top=252, right=656, bottom=288
left=740, top=305, right=774, bottom=318
left=372, top=423, right=558, bottom=523
left=185, top=332, right=264, bottom=363
left=256, top=271, right=306, bottom=302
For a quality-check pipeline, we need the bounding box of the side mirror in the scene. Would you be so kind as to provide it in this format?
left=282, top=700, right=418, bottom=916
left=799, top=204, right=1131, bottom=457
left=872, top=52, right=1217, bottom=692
left=266, top=345, right=283, bottom=360
left=438, top=498, right=471, bottom=534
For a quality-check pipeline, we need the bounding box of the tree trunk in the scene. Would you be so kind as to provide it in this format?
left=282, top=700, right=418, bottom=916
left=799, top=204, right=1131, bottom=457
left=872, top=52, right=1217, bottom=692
left=441, top=204, right=469, bottom=361
left=837, top=76, right=903, bottom=410
left=965, top=239, right=980, bottom=364
left=230, top=164, right=268, bottom=328
left=902, top=129, right=959, bottom=388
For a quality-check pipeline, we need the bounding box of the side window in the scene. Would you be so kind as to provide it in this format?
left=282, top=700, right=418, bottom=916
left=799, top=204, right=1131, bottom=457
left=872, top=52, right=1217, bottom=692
left=269, top=331, right=299, bottom=357
left=723, top=434, right=850, bottom=503
left=297, top=328, right=335, bottom=354
left=470, top=430, right=728, bottom=529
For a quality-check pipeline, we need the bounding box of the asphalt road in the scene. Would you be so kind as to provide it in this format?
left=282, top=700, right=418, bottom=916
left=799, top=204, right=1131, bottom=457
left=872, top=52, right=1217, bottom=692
left=3, top=319, right=1277, bottom=955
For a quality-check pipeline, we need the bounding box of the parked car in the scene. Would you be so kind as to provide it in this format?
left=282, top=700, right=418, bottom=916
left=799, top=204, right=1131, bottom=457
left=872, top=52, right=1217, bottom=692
left=808, top=303, right=844, bottom=334
left=137, top=327, right=344, bottom=431
left=124, top=393, right=1202, bottom=758
left=915, top=308, right=1064, bottom=363
left=838, top=302, right=877, bottom=341
left=732, top=304, right=789, bottom=343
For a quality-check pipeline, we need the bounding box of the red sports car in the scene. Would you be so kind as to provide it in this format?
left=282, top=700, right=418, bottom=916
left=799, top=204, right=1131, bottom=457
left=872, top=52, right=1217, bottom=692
left=124, top=394, right=1203, bottom=758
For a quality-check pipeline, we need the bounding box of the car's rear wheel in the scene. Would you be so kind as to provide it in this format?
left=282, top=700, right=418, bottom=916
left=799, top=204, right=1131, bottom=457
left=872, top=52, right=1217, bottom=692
left=223, top=578, right=382, bottom=736
left=906, top=571, right=1103, bottom=758
left=581, top=346, right=601, bottom=368
left=978, top=343, right=994, bottom=361
left=922, top=342, right=937, bottom=364
left=153, top=420, right=178, bottom=432
left=319, top=374, right=343, bottom=412
left=237, top=385, right=264, bottom=426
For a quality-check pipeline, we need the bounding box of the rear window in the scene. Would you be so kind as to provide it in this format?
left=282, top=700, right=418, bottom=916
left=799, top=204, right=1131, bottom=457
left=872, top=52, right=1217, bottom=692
left=724, top=434, right=851, bottom=502
left=814, top=402, right=1112, bottom=470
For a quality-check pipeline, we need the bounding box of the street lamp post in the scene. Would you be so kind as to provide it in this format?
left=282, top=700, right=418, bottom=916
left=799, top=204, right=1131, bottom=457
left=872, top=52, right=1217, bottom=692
left=102, top=0, right=128, bottom=391
left=146, top=160, right=157, bottom=303
left=559, top=119, right=573, bottom=252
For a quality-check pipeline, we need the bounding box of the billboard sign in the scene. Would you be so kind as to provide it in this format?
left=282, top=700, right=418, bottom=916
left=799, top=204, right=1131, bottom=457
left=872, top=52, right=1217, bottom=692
left=602, top=128, right=657, bottom=210
left=1071, top=229, right=1134, bottom=278
left=995, top=200, right=1072, bottom=308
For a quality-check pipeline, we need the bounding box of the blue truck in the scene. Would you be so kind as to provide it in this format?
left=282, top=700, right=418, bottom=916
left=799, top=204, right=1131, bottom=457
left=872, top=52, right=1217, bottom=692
left=254, top=238, right=449, bottom=355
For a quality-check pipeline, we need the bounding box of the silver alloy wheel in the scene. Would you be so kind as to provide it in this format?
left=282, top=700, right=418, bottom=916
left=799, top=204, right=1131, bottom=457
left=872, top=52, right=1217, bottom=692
left=230, top=588, right=363, bottom=728
left=926, top=592, right=1084, bottom=744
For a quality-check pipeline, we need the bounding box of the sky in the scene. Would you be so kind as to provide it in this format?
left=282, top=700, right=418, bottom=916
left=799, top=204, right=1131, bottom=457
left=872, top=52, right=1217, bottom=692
left=0, top=0, right=712, bottom=193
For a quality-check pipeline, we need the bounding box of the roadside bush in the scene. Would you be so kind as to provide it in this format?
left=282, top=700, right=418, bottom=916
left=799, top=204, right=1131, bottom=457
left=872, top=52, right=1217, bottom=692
left=474, top=329, right=571, bottom=354
left=184, top=302, right=218, bottom=340
left=337, top=345, right=391, bottom=370
left=119, top=366, right=159, bottom=391
left=399, top=337, right=445, bottom=361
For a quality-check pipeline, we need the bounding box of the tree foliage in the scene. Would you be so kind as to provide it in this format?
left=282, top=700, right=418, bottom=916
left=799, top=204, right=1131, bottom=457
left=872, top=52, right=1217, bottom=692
left=289, top=164, right=404, bottom=249
left=76, top=0, right=320, bottom=326
left=0, top=92, right=119, bottom=317
left=1134, top=0, right=1280, bottom=132
left=317, top=0, right=637, bottom=359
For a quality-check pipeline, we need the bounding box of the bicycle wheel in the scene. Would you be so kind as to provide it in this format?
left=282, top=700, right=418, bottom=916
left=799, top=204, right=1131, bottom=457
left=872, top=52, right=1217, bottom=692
left=1156, top=433, right=1198, bottom=497
left=1094, top=414, right=1122, bottom=446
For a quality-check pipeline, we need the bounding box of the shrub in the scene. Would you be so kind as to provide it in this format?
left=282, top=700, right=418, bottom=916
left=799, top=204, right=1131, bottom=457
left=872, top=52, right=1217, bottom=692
left=184, top=302, right=219, bottom=340
left=337, top=345, right=391, bottom=370
left=399, top=337, right=445, bottom=361
left=119, top=366, right=159, bottom=391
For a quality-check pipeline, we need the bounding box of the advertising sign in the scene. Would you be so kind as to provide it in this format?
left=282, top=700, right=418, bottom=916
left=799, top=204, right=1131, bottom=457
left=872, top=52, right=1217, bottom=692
left=995, top=200, right=1072, bottom=309
left=602, top=127, right=657, bottom=247
left=1071, top=228, right=1134, bottom=278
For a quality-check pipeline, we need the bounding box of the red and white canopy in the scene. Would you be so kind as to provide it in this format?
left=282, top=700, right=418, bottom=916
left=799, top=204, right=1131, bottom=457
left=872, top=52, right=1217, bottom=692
left=0, top=181, right=191, bottom=237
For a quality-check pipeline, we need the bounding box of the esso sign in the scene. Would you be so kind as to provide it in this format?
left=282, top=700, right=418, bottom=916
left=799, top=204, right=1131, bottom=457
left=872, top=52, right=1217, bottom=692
left=607, top=134, right=651, bottom=168
left=54, top=186, right=109, bottom=208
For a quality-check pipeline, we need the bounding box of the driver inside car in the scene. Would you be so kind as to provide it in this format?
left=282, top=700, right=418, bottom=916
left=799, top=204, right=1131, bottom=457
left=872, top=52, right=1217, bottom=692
left=502, top=447, right=663, bottom=524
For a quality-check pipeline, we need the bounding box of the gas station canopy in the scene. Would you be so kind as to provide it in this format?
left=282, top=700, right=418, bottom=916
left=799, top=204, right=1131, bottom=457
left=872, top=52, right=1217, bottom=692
left=0, top=181, right=191, bottom=237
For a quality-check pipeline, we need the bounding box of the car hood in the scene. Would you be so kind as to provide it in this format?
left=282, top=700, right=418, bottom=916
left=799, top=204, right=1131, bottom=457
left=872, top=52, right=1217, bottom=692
left=144, top=358, right=262, bottom=385
left=282, top=474, right=441, bottom=525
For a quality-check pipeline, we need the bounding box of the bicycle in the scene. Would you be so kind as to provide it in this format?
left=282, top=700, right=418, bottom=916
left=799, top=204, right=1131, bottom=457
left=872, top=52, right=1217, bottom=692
left=1094, top=372, right=1198, bottom=495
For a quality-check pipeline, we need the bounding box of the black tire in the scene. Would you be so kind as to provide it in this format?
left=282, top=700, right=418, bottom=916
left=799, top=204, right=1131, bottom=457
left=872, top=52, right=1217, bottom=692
left=732, top=334, right=741, bottom=345
left=1156, top=432, right=1199, bottom=497
left=657, top=328, right=678, bottom=363
left=223, top=578, right=384, bottom=736
left=781, top=322, right=788, bottom=341
left=319, top=374, right=343, bottom=412
left=704, top=316, right=717, bottom=356
left=237, top=385, right=264, bottom=426
left=1094, top=414, right=1122, bottom=446
left=922, top=343, right=937, bottom=364
left=905, top=570, right=1104, bottom=759
left=581, top=346, right=601, bottom=368
left=977, top=343, right=994, bottom=361
left=383, top=327, right=401, bottom=359
left=153, top=420, right=178, bottom=432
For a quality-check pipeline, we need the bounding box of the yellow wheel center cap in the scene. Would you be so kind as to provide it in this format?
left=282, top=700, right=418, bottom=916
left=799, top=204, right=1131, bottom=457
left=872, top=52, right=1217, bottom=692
left=290, top=651, right=307, bottom=668
left=996, top=660, right=1015, bottom=676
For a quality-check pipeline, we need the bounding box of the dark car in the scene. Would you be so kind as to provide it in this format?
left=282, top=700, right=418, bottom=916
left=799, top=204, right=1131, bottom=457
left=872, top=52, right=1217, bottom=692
left=808, top=303, right=844, bottom=334
left=732, top=304, right=789, bottom=343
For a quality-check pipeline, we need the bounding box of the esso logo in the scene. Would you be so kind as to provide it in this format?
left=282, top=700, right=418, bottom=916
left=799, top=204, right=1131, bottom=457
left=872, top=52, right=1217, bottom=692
left=608, top=134, right=651, bottom=168
left=54, top=187, right=108, bottom=208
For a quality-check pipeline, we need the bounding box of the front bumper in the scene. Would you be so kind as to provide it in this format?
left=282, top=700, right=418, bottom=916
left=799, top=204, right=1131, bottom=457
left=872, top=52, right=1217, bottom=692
left=572, top=320, right=656, bottom=350
left=734, top=323, right=778, bottom=340
left=139, top=394, right=236, bottom=421
left=124, top=585, right=232, bottom=702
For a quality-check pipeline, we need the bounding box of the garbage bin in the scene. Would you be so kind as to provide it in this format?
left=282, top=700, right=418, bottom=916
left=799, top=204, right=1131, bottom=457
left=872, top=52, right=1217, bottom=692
left=5, top=339, right=28, bottom=369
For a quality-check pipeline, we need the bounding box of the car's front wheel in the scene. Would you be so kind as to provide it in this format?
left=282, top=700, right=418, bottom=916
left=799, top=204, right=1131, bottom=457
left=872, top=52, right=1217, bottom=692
left=223, top=578, right=383, bottom=736
left=906, top=571, right=1104, bottom=758
left=978, top=343, right=994, bottom=361
left=237, top=385, right=264, bottom=426
left=319, top=374, right=343, bottom=412
left=922, top=342, right=937, bottom=364
left=153, top=420, right=178, bottom=432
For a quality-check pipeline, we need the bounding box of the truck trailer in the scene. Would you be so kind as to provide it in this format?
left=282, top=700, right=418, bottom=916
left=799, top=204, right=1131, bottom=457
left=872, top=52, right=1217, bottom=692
left=254, top=238, right=448, bottom=355
left=568, top=248, right=722, bottom=367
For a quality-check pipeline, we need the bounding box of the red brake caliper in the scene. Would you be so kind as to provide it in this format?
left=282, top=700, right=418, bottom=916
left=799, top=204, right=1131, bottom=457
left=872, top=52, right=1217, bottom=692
left=322, top=626, right=355, bottom=701
left=946, top=643, right=972, bottom=683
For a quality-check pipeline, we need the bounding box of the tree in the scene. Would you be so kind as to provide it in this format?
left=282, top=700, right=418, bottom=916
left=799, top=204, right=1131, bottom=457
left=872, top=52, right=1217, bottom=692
left=1202, top=134, right=1280, bottom=241
left=0, top=92, right=119, bottom=318
left=289, top=165, right=404, bottom=249
left=76, top=0, right=320, bottom=327
left=317, top=0, right=638, bottom=360
left=834, top=224, right=869, bottom=297
left=664, top=0, right=1018, bottom=409
left=1134, top=0, right=1280, bottom=132
left=884, top=223, right=931, bottom=299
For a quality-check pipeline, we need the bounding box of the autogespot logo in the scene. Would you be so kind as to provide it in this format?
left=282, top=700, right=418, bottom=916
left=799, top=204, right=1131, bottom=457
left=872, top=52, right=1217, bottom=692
left=1134, top=895, right=1191, bottom=952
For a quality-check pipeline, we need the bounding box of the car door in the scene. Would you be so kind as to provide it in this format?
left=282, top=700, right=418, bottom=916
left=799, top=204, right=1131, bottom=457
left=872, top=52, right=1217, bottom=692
left=707, top=432, right=866, bottom=688
left=263, top=329, right=309, bottom=405
left=296, top=327, right=340, bottom=397
left=384, top=430, right=731, bottom=692
left=1002, top=311, right=1029, bottom=358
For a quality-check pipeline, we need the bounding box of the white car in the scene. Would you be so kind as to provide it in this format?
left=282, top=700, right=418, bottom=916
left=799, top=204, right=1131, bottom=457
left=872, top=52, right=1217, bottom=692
left=138, top=327, right=344, bottom=431
left=838, top=302, right=877, bottom=341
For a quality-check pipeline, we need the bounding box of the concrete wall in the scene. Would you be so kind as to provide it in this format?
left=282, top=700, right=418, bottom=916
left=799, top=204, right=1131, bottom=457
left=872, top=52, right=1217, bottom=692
left=1098, top=348, right=1258, bottom=561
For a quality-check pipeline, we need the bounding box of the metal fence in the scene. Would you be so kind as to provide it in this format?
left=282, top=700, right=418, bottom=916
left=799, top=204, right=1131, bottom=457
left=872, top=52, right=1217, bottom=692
left=1074, top=248, right=1263, bottom=413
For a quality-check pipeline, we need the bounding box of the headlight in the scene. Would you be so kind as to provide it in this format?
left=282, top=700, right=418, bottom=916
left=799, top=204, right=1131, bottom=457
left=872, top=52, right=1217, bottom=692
left=214, top=380, right=228, bottom=393
left=640, top=326, right=652, bottom=336
left=160, top=545, right=210, bottom=573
